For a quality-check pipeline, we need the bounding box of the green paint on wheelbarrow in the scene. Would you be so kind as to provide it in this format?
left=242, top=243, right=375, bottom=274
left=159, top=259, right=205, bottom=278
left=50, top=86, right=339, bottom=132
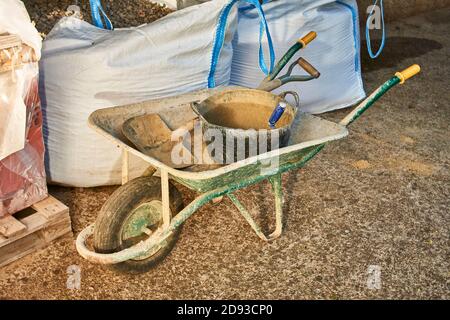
left=122, top=201, right=162, bottom=239
left=268, top=42, right=303, bottom=81
left=172, top=145, right=324, bottom=193
left=341, top=76, right=401, bottom=127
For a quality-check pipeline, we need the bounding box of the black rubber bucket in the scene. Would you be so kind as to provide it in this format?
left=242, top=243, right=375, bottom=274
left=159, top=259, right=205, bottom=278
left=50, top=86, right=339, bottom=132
left=192, top=88, right=298, bottom=163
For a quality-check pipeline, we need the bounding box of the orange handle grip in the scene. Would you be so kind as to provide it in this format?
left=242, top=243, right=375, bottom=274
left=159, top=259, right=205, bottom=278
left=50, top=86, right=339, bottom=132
left=298, top=31, right=317, bottom=47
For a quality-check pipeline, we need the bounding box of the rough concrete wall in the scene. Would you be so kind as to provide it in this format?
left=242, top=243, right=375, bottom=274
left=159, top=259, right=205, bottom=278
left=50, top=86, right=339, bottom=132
left=357, top=0, right=450, bottom=21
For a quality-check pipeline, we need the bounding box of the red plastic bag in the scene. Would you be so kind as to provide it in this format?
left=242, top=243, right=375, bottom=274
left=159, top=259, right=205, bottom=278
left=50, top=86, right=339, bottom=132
left=0, top=69, right=48, bottom=217
left=0, top=1, right=47, bottom=217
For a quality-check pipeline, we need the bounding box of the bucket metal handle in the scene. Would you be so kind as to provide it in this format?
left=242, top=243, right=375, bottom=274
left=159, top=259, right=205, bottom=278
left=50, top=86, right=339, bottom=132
left=191, top=101, right=204, bottom=119
left=278, top=91, right=300, bottom=109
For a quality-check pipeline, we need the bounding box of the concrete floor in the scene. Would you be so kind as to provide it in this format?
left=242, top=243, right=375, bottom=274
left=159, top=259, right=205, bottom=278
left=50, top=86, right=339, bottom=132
left=0, top=9, right=449, bottom=300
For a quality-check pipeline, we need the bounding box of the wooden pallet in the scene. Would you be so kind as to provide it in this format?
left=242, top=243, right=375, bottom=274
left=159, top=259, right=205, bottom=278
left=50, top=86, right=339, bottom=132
left=0, top=196, right=72, bottom=268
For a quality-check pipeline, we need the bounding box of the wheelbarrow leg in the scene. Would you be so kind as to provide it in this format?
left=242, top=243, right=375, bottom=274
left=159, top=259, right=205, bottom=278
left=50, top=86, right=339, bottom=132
left=227, top=173, right=283, bottom=242
left=268, top=173, right=283, bottom=239
left=160, top=168, right=171, bottom=228
left=123, top=148, right=170, bottom=227
left=121, top=149, right=129, bottom=185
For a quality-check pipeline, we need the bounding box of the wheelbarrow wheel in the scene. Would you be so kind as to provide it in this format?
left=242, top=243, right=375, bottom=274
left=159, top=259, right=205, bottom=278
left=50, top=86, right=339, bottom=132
left=93, top=176, right=184, bottom=274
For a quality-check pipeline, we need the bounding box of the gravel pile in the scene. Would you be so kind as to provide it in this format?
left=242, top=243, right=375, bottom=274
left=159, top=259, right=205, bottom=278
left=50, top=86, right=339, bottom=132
left=23, top=0, right=173, bottom=35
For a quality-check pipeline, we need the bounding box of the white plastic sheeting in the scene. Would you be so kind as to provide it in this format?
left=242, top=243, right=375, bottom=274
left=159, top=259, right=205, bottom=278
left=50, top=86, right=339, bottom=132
left=0, top=0, right=42, bottom=59
left=230, top=0, right=366, bottom=114
left=40, top=0, right=266, bottom=187
left=0, top=65, right=27, bottom=161
left=0, top=0, right=47, bottom=216
left=0, top=0, right=42, bottom=160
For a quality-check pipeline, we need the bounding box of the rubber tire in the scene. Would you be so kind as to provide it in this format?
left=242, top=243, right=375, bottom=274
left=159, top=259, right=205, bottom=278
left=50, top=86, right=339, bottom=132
left=93, top=176, right=184, bottom=274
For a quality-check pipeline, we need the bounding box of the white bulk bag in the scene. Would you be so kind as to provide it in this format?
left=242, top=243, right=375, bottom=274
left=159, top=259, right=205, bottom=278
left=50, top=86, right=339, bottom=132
left=230, top=0, right=366, bottom=114
left=40, top=0, right=273, bottom=187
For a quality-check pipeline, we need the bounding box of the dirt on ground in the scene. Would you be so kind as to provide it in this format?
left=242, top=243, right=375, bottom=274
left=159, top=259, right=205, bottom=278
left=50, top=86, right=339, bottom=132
left=0, top=8, right=449, bottom=300
left=23, top=0, right=172, bottom=35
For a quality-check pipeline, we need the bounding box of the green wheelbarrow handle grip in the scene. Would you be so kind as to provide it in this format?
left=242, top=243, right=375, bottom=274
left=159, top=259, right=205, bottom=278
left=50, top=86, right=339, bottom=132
left=340, top=64, right=421, bottom=127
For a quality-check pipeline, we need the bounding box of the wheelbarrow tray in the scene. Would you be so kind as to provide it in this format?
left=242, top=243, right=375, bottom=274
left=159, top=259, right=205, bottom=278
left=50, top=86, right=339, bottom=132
left=88, top=87, right=348, bottom=192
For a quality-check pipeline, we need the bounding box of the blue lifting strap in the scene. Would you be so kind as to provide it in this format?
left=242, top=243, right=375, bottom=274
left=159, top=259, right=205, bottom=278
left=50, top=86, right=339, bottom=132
left=208, top=0, right=275, bottom=88
left=89, top=0, right=113, bottom=30
left=366, top=0, right=385, bottom=59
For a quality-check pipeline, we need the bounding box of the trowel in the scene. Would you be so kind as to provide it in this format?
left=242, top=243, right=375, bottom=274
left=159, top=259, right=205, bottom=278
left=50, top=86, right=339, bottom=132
left=122, top=114, right=197, bottom=169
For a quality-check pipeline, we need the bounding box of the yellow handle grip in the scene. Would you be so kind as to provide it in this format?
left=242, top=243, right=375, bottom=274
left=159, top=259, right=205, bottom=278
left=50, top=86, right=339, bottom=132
left=298, top=31, right=317, bottom=47
left=395, top=64, right=421, bottom=84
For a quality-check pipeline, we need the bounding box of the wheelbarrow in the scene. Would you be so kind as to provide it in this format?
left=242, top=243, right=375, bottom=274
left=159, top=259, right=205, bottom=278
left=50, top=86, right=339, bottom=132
left=75, top=62, right=420, bottom=274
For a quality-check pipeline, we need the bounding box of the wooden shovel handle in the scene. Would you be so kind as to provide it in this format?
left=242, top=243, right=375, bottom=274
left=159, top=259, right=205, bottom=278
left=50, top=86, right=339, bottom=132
left=297, top=58, right=320, bottom=78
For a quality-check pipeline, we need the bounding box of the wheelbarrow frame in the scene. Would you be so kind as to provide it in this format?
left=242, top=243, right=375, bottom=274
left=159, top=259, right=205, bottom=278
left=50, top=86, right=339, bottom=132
left=76, top=66, right=420, bottom=265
